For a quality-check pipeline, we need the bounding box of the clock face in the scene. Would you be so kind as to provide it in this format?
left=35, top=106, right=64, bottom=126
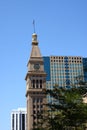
left=34, top=63, right=40, bottom=70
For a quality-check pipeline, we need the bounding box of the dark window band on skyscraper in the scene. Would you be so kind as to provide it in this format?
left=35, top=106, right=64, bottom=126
left=12, top=114, right=14, bottom=130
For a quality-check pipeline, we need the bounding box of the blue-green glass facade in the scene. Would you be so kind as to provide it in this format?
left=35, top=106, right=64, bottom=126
left=43, top=57, right=50, bottom=81
left=43, top=56, right=87, bottom=102
left=83, top=58, right=87, bottom=81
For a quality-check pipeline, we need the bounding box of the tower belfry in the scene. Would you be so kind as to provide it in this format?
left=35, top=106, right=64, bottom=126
left=25, top=33, right=46, bottom=130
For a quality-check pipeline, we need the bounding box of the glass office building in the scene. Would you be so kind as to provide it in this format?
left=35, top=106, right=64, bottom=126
left=43, top=56, right=86, bottom=102
left=83, top=58, right=87, bottom=82
left=11, top=108, right=27, bottom=130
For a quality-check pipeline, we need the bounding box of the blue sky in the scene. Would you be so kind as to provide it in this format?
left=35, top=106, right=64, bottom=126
left=0, top=0, right=87, bottom=129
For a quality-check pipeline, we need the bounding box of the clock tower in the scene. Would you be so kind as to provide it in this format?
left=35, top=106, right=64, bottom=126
left=25, top=33, right=47, bottom=130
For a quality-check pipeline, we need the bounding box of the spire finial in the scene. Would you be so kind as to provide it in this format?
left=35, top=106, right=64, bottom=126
left=33, top=20, right=35, bottom=33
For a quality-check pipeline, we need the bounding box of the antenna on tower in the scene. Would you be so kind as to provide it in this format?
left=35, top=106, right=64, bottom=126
left=33, top=20, right=36, bottom=33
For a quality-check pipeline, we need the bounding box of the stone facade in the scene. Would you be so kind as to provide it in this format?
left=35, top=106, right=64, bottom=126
left=25, top=33, right=46, bottom=130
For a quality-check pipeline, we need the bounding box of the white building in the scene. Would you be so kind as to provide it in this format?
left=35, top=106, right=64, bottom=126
left=11, top=108, right=27, bottom=130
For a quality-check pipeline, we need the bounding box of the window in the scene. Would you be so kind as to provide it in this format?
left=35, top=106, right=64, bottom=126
left=32, top=80, right=35, bottom=88
left=37, top=98, right=39, bottom=103
left=22, top=114, right=25, bottom=130
left=40, top=105, right=43, bottom=108
left=37, top=110, right=40, bottom=113
left=66, top=75, right=69, bottom=79
left=33, top=105, right=36, bottom=108
left=37, top=105, right=39, bottom=108
left=36, top=80, right=38, bottom=88
left=40, top=80, right=42, bottom=88
left=33, top=116, right=36, bottom=120
left=33, top=110, right=36, bottom=114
